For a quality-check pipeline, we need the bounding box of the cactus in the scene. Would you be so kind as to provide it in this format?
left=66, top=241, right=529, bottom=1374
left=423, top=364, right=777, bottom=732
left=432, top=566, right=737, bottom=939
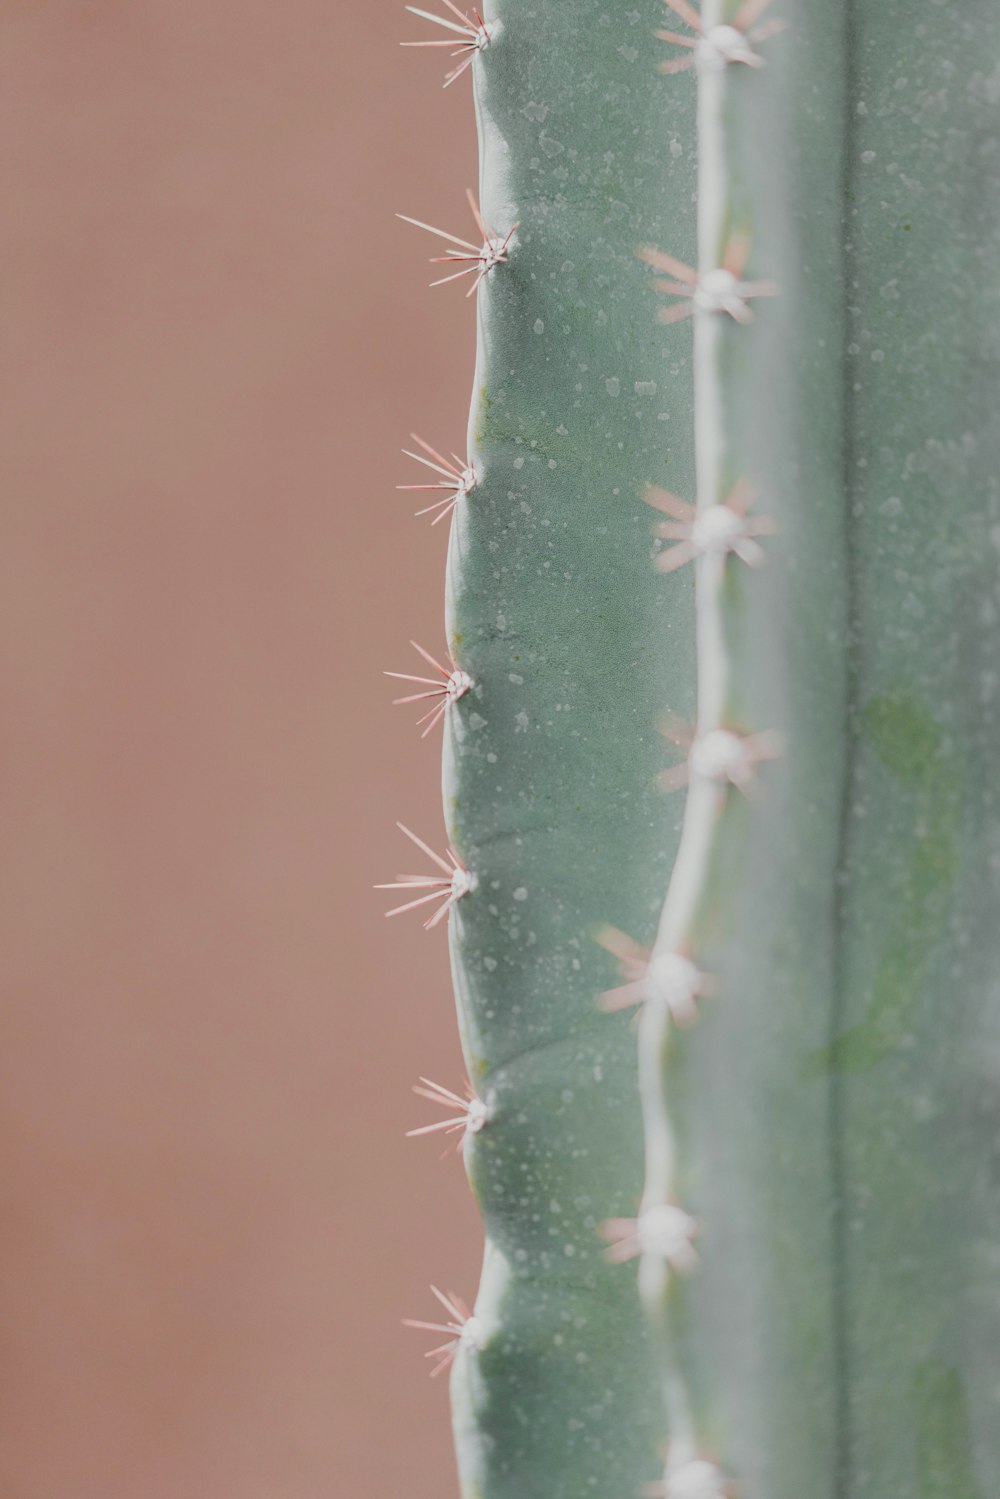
left=388, top=0, right=1000, bottom=1496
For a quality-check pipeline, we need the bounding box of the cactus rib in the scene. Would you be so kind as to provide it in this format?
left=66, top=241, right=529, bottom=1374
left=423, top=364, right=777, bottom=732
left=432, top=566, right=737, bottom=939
left=438, top=0, right=698, bottom=1493
left=632, top=0, right=842, bottom=1490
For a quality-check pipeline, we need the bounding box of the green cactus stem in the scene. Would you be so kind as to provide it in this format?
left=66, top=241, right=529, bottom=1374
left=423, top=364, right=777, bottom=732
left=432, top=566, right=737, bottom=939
left=627, top=0, right=1000, bottom=1496
left=423, top=0, right=699, bottom=1493
left=395, top=0, right=1000, bottom=1495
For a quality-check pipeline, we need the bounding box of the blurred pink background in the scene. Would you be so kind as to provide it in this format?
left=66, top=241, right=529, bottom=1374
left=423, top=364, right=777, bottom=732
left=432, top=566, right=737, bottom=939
left=0, top=3, right=481, bottom=1494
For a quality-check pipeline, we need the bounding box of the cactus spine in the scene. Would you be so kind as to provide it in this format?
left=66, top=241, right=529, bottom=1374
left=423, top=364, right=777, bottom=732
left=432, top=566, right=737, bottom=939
left=393, top=0, right=1000, bottom=1495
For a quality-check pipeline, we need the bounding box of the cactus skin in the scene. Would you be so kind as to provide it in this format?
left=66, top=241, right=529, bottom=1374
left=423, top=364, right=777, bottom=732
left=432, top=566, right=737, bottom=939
left=404, top=0, right=1000, bottom=1493
left=633, top=1, right=1000, bottom=1497
left=636, top=1, right=848, bottom=1491
left=439, top=0, right=698, bottom=1494
left=825, top=1, right=1000, bottom=1492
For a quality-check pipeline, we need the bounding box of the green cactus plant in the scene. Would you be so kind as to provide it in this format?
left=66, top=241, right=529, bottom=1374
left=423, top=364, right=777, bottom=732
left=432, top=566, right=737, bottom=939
left=387, top=0, right=1000, bottom=1495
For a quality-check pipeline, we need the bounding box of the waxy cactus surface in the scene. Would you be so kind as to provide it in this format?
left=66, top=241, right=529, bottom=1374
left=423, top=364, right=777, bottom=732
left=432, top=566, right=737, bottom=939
left=389, top=0, right=1000, bottom=1495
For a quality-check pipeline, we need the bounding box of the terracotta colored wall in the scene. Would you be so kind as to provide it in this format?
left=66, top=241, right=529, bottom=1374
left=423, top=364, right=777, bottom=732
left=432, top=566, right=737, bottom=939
left=0, top=4, right=480, bottom=1494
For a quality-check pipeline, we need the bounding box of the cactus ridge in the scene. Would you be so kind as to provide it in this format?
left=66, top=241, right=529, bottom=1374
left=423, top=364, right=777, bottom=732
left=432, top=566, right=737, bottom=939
left=626, top=1, right=785, bottom=1485
left=395, top=0, right=697, bottom=1491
